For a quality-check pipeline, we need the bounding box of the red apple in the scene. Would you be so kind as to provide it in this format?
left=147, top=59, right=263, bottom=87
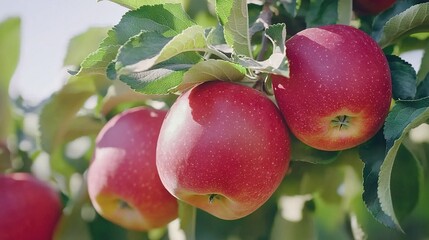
left=156, top=81, right=291, bottom=220
left=87, top=107, right=178, bottom=231
left=272, top=24, right=392, bottom=151
left=0, top=173, right=62, bottom=240
left=353, top=0, right=396, bottom=15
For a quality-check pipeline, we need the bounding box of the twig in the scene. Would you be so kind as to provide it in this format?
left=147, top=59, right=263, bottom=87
left=253, top=0, right=275, bottom=91
left=256, top=1, right=274, bottom=61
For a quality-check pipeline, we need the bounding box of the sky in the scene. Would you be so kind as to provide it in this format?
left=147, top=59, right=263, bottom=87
left=0, top=0, right=127, bottom=104
left=0, top=1, right=423, bottom=104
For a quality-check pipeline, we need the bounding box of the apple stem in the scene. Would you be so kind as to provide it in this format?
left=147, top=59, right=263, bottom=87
left=209, top=194, right=218, bottom=204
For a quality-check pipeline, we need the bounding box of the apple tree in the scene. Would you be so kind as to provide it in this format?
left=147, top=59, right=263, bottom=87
left=1, top=0, right=429, bottom=239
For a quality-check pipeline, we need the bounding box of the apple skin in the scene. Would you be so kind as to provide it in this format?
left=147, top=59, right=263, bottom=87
left=272, top=24, right=392, bottom=151
left=156, top=81, right=291, bottom=220
left=87, top=107, right=178, bottom=231
left=0, top=173, right=62, bottom=240
left=353, top=0, right=396, bottom=15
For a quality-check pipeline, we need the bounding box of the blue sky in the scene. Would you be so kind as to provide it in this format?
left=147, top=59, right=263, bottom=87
left=0, top=0, right=126, bottom=104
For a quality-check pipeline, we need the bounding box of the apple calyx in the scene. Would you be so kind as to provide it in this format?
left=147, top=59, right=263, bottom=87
left=331, top=115, right=354, bottom=130
left=208, top=194, right=220, bottom=204
left=118, top=199, right=132, bottom=209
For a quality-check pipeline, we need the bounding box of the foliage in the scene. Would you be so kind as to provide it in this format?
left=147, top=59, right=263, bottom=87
left=2, top=0, right=429, bottom=239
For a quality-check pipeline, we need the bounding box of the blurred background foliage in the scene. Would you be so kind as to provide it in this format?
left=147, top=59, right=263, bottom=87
left=1, top=0, right=429, bottom=239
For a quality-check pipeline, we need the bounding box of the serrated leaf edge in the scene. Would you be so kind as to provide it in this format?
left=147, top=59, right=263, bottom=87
left=378, top=99, right=429, bottom=231
left=379, top=3, right=429, bottom=48
left=117, top=25, right=208, bottom=76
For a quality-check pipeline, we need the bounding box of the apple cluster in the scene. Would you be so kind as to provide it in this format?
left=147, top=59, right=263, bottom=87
left=87, top=24, right=391, bottom=230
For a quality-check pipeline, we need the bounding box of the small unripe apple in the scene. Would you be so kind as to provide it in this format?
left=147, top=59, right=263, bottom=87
left=87, top=107, right=178, bottom=231
left=272, top=24, right=392, bottom=151
left=156, top=81, right=291, bottom=220
left=353, top=0, right=396, bottom=15
left=0, top=173, right=62, bottom=240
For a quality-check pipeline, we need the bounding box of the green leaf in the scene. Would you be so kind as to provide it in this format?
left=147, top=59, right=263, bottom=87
left=40, top=76, right=99, bottom=153
left=179, top=201, right=196, bottom=240
left=359, top=132, right=397, bottom=229
left=53, top=179, right=92, bottom=240
left=234, top=23, right=289, bottom=76
left=115, top=25, right=207, bottom=76
left=337, top=0, right=352, bottom=25
left=360, top=136, right=422, bottom=230
left=291, top=136, right=340, bottom=164
left=118, top=53, right=200, bottom=94
left=174, top=59, right=246, bottom=91
left=39, top=25, right=116, bottom=159
left=64, top=27, right=110, bottom=66
left=120, top=69, right=186, bottom=95
left=115, top=4, right=195, bottom=42
left=379, top=97, right=429, bottom=230
left=270, top=196, right=315, bottom=240
left=387, top=55, right=417, bottom=100
left=39, top=75, right=108, bottom=176
left=378, top=3, right=429, bottom=48
left=372, top=1, right=415, bottom=42
left=0, top=17, right=20, bottom=139
left=115, top=31, right=172, bottom=72
left=390, top=144, right=422, bottom=220
left=305, top=0, right=338, bottom=28
left=152, top=26, right=206, bottom=65
left=78, top=4, right=194, bottom=77
left=396, top=35, right=429, bottom=54
left=216, top=0, right=252, bottom=57
left=100, top=80, right=155, bottom=116
left=281, top=0, right=298, bottom=17
left=265, top=24, right=286, bottom=53
left=63, top=115, right=103, bottom=143
left=416, top=73, right=429, bottom=99
left=207, top=24, right=228, bottom=47
left=104, top=0, right=182, bottom=9
left=0, top=17, right=20, bottom=89
left=0, top=142, right=11, bottom=172
left=236, top=56, right=288, bottom=76
left=77, top=30, right=121, bottom=76
left=417, top=42, right=429, bottom=82
left=384, top=97, right=429, bottom=149
left=215, top=0, right=232, bottom=25
left=264, top=23, right=289, bottom=76
left=194, top=198, right=277, bottom=239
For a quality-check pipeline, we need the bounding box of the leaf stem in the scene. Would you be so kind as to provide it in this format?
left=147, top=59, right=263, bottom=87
left=337, top=0, right=353, bottom=25
left=253, top=0, right=275, bottom=92
left=179, top=201, right=197, bottom=240
left=204, top=47, right=232, bottom=62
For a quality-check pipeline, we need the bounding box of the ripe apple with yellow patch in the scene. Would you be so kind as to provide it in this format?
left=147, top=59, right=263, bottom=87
left=156, top=81, right=291, bottom=220
left=87, top=107, right=178, bottom=231
left=0, top=173, right=62, bottom=240
left=272, top=24, right=392, bottom=151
